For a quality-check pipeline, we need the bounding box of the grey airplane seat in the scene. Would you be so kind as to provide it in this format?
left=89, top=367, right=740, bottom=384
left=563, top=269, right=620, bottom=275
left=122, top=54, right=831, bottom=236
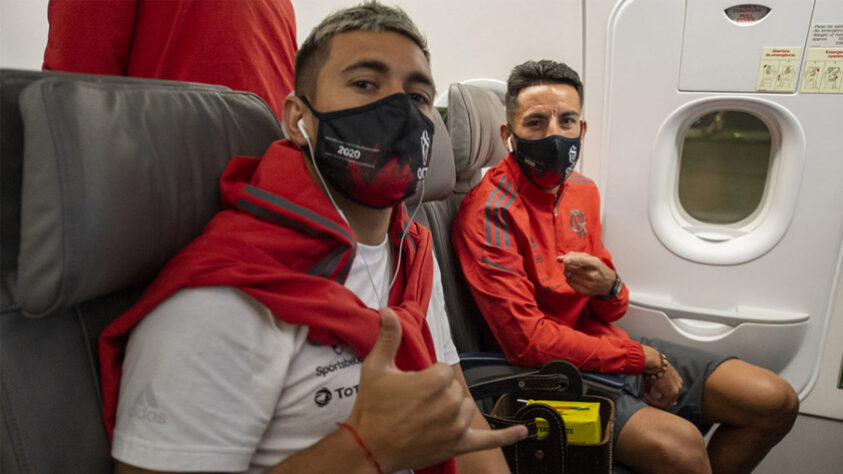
left=422, top=83, right=526, bottom=372
left=1, top=68, right=458, bottom=473
left=422, top=84, right=509, bottom=356
left=0, top=69, right=283, bottom=473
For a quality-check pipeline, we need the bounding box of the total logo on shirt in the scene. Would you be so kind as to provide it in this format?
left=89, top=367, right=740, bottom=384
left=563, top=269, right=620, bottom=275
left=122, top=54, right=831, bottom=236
left=313, top=384, right=359, bottom=408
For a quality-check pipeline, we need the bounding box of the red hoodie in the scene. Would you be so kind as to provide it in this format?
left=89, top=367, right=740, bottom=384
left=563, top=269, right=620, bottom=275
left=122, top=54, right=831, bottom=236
left=43, top=0, right=296, bottom=118
left=452, top=154, right=645, bottom=374
left=99, top=140, right=456, bottom=473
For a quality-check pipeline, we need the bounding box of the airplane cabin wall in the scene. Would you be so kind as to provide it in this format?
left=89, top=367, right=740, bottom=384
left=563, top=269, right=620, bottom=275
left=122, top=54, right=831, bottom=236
left=0, top=0, right=49, bottom=70
left=292, top=0, right=584, bottom=102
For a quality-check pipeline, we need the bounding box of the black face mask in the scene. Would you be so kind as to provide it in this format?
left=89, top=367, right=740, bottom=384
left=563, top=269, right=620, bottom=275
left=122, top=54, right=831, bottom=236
left=299, top=94, right=434, bottom=209
left=508, top=123, right=582, bottom=190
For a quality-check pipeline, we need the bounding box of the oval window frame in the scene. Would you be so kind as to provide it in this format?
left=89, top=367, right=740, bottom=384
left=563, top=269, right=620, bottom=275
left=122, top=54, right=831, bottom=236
left=649, top=97, right=805, bottom=265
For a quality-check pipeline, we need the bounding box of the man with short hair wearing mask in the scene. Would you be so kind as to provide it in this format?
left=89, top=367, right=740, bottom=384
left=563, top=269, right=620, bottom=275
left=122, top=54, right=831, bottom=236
left=452, top=59, right=799, bottom=474
left=99, top=3, right=525, bottom=473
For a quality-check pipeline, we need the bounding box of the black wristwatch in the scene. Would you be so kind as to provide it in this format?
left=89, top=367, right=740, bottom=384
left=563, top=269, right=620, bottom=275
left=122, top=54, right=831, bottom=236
left=596, top=274, right=622, bottom=300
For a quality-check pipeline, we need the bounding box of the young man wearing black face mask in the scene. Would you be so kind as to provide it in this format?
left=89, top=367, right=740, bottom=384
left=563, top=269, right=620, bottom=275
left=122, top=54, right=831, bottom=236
left=100, top=3, right=525, bottom=474
left=452, top=60, right=799, bottom=474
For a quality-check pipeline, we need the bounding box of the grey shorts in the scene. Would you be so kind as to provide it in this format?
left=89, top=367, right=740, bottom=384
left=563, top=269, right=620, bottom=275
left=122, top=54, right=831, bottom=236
left=608, top=338, right=734, bottom=442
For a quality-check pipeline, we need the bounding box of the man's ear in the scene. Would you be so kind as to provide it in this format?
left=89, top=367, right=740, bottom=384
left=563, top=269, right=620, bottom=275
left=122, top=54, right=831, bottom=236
left=500, top=123, right=512, bottom=151
left=282, top=94, right=311, bottom=147
left=581, top=119, right=588, bottom=141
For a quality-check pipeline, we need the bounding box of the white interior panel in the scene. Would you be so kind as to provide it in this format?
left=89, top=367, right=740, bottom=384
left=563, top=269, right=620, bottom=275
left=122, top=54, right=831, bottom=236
left=808, top=0, right=843, bottom=42
left=616, top=305, right=808, bottom=374
left=679, top=0, right=815, bottom=92
left=293, top=0, right=583, bottom=95
left=0, top=0, right=49, bottom=70
left=602, top=0, right=843, bottom=419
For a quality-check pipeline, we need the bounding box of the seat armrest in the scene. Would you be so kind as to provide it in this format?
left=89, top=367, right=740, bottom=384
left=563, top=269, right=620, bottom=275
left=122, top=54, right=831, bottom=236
left=582, top=371, right=626, bottom=393
left=459, top=351, right=510, bottom=370
left=460, top=352, right=625, bottom=396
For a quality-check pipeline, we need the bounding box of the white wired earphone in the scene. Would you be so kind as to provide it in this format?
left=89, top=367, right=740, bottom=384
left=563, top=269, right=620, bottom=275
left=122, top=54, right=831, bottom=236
left=297, top=118, right=426, bottom=309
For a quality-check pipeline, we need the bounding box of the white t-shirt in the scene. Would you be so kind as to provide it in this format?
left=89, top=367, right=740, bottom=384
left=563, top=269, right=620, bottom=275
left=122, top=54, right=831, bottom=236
left=112, top=236, right=459, bottom=473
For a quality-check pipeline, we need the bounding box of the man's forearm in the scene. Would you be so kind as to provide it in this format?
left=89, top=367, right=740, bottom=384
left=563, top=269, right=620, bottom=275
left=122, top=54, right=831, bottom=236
left=453, top=365, right=511, bottom=474
left=455, top=407, right=511, bottom=474
left=268, top=427, right=381, bottom=474
left=115, top=427, right=381, bottom=474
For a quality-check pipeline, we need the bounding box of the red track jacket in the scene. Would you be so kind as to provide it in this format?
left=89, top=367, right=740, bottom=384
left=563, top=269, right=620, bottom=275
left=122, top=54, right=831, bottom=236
left=452, top=155, right=645, bottom=374
left=43, top=0, right=297, bottom=118
left=99, top=140, right=456, bottom=473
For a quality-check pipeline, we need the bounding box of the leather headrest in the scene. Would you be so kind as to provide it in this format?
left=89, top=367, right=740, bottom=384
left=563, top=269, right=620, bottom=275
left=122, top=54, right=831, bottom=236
left=446, top=83, right=508, bottom=192
left=16, top=76, right=282, bottom=318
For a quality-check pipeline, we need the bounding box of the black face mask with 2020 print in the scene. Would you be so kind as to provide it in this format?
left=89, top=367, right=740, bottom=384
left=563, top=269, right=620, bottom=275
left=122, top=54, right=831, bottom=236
left=300, top=93, right=434, bottom=209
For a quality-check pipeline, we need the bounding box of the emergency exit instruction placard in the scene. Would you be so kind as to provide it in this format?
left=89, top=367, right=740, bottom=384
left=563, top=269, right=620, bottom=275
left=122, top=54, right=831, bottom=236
left=756, top=47, right=802, bottom=92
left=800, top=48, right=843, bottom=94
left=800, top=23, right=843, bottom=94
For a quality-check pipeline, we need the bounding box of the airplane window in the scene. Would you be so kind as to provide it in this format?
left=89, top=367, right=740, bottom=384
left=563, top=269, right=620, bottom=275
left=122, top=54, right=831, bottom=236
left=678, top=110, right=772, bottom=224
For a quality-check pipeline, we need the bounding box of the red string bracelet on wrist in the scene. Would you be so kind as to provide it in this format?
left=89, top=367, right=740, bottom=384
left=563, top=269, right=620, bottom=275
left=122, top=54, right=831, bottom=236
left=336, top=422, right=383, bottom=474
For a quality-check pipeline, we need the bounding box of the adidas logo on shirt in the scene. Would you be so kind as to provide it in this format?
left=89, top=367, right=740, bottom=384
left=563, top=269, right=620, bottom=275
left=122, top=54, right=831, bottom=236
left=130, top=384, right=166, bottom=424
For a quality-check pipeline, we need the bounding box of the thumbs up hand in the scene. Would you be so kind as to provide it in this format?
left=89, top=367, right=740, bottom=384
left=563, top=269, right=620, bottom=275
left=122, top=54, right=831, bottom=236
left=344, top=308, right=526, bottom=472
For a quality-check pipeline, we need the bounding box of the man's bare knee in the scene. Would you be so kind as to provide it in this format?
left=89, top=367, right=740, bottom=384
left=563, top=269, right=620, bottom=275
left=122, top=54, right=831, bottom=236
left=753, top=375, right=799, bottom=437
left=650, top=422, right=710, bottom=474
left=618, top=413, right=711, bottom=474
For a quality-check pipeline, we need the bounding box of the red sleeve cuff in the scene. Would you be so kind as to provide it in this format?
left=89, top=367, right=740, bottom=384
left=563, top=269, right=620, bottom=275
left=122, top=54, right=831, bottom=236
left=622, top=340, right=645, bottom=374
